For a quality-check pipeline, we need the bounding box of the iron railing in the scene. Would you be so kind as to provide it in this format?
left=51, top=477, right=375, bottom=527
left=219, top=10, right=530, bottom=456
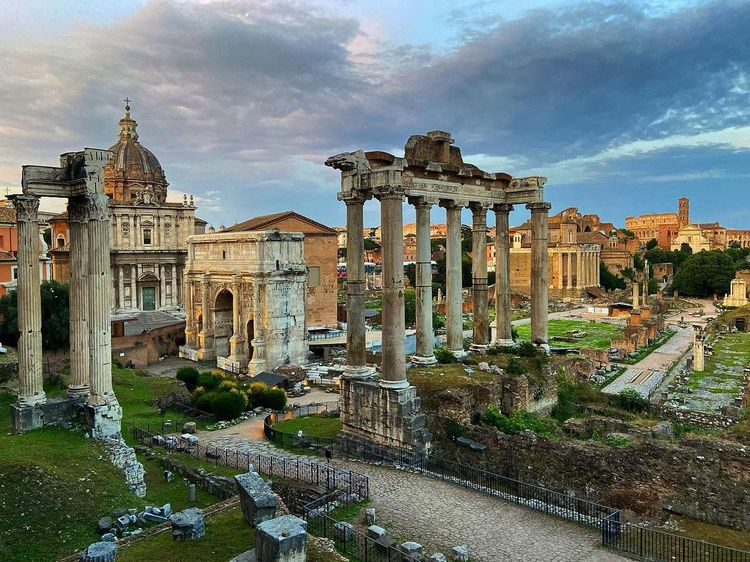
left=263, top=401, right=339, bottom=452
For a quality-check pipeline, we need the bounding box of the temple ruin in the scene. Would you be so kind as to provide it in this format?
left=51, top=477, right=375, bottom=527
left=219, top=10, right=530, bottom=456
left=326, top=131, right=549, bottom=453
left=11, top=148, right=121, bottom=437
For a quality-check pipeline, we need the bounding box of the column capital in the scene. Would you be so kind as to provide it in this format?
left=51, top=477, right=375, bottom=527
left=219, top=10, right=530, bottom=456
left=84, top=193, right=110, bottom=222
left=439, top=199, right=466, bottom=210
left=469, top=201, right=492, bottom=214
left=493, top=203, right=514, bottom=214
left=526, top=201, right=552, bottom=213
left=373, top=185, right=405, bottom=201
left=338, top=190, right=371, bottom=205
left=10, top=194, right=40, bottom=222
left=407, top=196, right=437, bottom=209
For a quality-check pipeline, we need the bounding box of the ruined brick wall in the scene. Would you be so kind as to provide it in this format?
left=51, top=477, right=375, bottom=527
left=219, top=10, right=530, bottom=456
left=448, top=426, right=750, bottom=530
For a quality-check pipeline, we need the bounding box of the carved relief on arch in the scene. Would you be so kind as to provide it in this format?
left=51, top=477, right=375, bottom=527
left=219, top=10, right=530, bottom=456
left=122, top=221, right=130, bottom=237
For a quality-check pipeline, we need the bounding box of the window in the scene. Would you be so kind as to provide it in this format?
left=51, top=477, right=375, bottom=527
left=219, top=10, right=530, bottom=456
left=143, top=229, right=152, bottom=245
left=57, top=236, right=65, bottom=248
left=12, top=266, right=18, bottom=280
left=308, top=266, right=321, bottom=287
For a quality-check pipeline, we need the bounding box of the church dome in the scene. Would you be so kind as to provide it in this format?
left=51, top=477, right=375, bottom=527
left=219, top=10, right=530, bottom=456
left=104, top=102, right=168, bottom=205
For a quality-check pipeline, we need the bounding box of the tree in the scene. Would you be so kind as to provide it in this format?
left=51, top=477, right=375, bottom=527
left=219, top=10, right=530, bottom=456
left=645, top=238, right=659, bottom=250
left=404, top=263, right=416, bottom=289
left=671, top=250, right=735, bottom=297
left=600, top=263, right=626, bottom=290
left=363, top=239, right=380, bottom=251
left=633, top=254, right=644, bottom=271
left=0, top=280, right=70, bottom=350
left=404, top=289, right=416, bottom=326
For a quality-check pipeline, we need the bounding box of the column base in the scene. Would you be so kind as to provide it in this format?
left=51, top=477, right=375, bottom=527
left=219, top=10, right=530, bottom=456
left=17, top=391, right=47, bottom=408
left=410, top=354, right=437, bottom=366
left=493, top=338, right=515, bottom=347
left=378, top=378, right=410, bottom=390
left=85, top=394, right=123, bottom=439
left=10, top=403, right=44, bottom=433
left=450, top=349, right=468, bottom=359
left=469, top=343, right=489, bottom=352
left=342, top=365, right=377, bottom=380
left=67, top=385, right=90, bottom=400
left=247, top=359, right=268, bottom=376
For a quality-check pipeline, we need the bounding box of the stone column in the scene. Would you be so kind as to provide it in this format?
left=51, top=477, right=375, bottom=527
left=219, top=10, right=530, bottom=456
left=442, top=200, right=464, bottom=355
left=470, top=202, right=490, bottom=350
left=117, top=265, right=125, bottom=310
left=159, top=264, right=166, bottom=309
left=184, top=279, right=196, bottom=348
left=86, top=193, right=116, bottom=407
left=341, top=193, right=369, bottom=375
left=632, top=281, right=640, bottom=310
left=527, top=202, right=551, bottom=346
left=410, top=197, right=436, bottom=364
left=493, top=204, right=513, bottom=346
left=557, top=252, right=564, bottom=289
left=566, top=252, right=573, bottom=289
left=229, top=274, right=244, bottom=361
left=66, top=197, right=91, bottom=399
left=693, top=325, right=705, bottom=372
left=576, top=250, right=583, bottom=288
left=171, top=263, right=178, bottom=307
left=130, top=265, right=138, bottom=310
left=198, top=274, right=214, bottom=358
left=248, top=280, right=267, bottom=374
left=11, top=195, right=46, bottom=407
left=376, top=185, right=408, bottom=389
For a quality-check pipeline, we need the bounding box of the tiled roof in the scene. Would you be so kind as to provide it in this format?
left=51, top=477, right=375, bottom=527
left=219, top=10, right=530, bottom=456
left=224, top=211, right=337, bottom=235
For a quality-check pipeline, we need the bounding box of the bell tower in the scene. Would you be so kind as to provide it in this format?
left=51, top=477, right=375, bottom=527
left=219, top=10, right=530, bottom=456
left=678, top=197, right=689, bottom=226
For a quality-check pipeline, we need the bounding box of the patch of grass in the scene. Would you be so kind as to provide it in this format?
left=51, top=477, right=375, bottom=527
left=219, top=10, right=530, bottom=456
left=515, top=319, right=624, bottom=349
left=272, top=414, right=342, bottom=438
left=118, top=506, right=254, bottom=562
left=661, top=515, right=750, bottom=551
left=407, top=364, right=493, bottom=411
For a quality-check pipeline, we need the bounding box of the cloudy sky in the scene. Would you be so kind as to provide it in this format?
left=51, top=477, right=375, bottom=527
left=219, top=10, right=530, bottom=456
left=0, top=0, right=748, bottom=230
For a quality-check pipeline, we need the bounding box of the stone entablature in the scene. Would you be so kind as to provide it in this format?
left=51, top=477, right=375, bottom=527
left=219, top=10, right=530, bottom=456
left=180, top=230, right=308, bottom=375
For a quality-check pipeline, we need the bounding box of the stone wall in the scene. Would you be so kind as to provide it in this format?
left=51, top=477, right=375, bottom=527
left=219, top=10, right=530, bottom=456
left=445, top=425, right=750, bottom=530
left=112, top=321, right=185, bottom=368
left=656, top=405, right=737, bottom=429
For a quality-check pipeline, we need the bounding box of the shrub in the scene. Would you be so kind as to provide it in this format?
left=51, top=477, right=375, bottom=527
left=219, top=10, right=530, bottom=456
left=218, top=380, right=238, bottom=392
left=197, top=371, right=222, bottom=391
left=552, top=377, right=576, bottom=423
left=444, top=418, right=465, bottom=441
left=516, top=341, right=537, bottom=357
left=249, top=382, right=270, bottom=408
left=434, top=347, right=458, bottom=364
left=195, top=391, right=216, bottom=413
left=615, top=389, right=649, bottom=412
left=505, top=357, right=527, bottom=377
left=212, top=391, right=246, bottom=421
left=481, top=405, right=555, bottom=437
left=263, top=388, right=287, bottom=411
left=176, top=367, right=200, bottom=391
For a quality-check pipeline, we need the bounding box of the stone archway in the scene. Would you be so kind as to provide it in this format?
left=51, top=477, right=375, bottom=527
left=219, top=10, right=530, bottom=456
left=213, top=289, right=233, bottom=358
left=139, top=273, right=159, bottom=311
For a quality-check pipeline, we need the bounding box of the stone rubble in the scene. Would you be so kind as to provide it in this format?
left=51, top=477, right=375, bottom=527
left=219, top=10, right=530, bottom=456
left=100, top=437, right=146, bottom=497
left=170, top=507, right=206, bottom=541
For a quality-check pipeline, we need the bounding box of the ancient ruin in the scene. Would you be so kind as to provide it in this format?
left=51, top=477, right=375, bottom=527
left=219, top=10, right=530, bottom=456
left=326, top=131, right=549, bottom=453
left=12, top=148, right=121, bottom=437
left=179, top=230, right=308, bottom=374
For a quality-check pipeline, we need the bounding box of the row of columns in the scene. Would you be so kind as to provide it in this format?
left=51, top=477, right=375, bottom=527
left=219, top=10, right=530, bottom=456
left=342, top=193, right=550, bottom=381
left=558, top=248, right=600, bottom=289
left=114, top=263, right=179, bottom=310
left=13, top=193, right=114, bottom=407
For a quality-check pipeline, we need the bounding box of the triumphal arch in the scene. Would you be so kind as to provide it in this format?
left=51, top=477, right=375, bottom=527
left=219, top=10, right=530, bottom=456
left=12, top=148, right=121, bottom=437
left=326, top=131, right=549, bottom=453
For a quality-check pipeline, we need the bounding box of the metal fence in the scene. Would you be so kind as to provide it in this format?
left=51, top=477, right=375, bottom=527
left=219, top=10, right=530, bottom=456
left=302, top=489, right=421, bottom=562
left=602, top=512, right=750, bottom=562
left=263, top=401, right=340, bottom=452
left=129, top=423, right=369, bottom=500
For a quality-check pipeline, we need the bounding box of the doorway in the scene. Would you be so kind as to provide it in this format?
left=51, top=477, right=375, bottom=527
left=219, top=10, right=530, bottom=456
left=142, top=287, right=156, bottom=311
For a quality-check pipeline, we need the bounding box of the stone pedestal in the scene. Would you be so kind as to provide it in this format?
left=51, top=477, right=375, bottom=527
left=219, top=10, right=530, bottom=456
left=338, top=377, right=431, bottom=455
left=235, top=471, right=277, bottom=527
left=256, top=515, right=307, bottom=562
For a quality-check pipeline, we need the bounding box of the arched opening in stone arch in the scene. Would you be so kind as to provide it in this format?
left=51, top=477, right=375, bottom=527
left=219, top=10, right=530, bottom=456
left=213, top=289, right=233, bottom=358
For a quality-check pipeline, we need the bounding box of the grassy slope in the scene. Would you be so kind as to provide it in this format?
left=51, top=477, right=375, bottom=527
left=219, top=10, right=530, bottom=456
left=118, top=507, right=254, bottom=562
left=689, top=332, right=750, bottom=393
left=515, top=319, right=624, bottom=349
left=272, top=415, right=342, bottom=438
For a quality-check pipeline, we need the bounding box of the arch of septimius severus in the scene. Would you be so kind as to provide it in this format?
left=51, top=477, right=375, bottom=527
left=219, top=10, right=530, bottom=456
left=11, top=148, right=121, bottom=437
left=326, top=131, right=549, bottom=454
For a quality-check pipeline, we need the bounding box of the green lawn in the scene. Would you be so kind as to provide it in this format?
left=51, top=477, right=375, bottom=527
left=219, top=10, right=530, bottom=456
left=515, top=319, right=624, bottom=349
left=688, top=332, right=750, bottom=394
left=118, top=507, right=254, bottom=562
left=272, top=414, right=343, bottom=438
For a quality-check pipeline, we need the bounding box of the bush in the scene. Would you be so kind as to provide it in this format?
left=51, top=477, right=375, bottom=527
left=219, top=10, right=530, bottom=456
left=212, top=391, right=246, bottom=421
left=249, top=382, right=270, bottom=408
left=516, top=341, right=537, bottom=357
left=218, top=380, right=238, bottom=392
left=481, top=405, right=555, bottom=437
left=434, top=347, right=458, bottom=364
left=176, top=367, right=200, bottom=391
left=505, top=357, right=527, bottom=377
left=615, top=389, right=649, bottom=412
left=263, top=388, right=287, bottom=411
left=552, top=377, right=576, bottom=423
left=195, top=391, right=216, bottom=413
left=197, top=371, right=222, bottom=391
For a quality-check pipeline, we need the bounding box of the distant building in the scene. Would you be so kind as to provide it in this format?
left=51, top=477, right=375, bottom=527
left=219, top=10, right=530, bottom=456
left=625, top=197, right=688, bottom=249
left=0, top=200, right=52, bottom=295
left=224, top=211, right=338, bottom=329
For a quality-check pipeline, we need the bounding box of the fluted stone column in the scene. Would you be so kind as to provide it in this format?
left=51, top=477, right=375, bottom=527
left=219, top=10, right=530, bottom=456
left=376, top=186, right=408, bottom=389
left=341, top=193, right=369, bottom=375
left=557, top=252, right=564, bottom=289
left=67, top=197, right=90, bottom=399
left=11, top=195, right=46, bottom=407
left=566, top=252, right=573, bottom=290
left=527, top=202, right=551, bottom=346
left=493, top=204, right=513, bottom=346
left=229, top=274, right=244, bottom=361
left=442, top=200, right=464, bottom=355
left=470, top=203, right=490, bottom=350
left=86, top=193, right=115, bottom=407
left=410, top=197, right=436, bottom=364
left=159, top=265, right=166, bottom=309
left=184, top=279, right=197, bottom=348
left=576, top=251, right=583, bottom=288
left=198, top=274, right=214, bottom=358
left=171, top=264, right=178, bottom=307
left=130, top=265, right=138, bottom=309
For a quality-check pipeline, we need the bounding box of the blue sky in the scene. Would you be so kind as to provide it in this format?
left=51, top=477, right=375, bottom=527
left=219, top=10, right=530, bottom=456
left=0, top=0, right=747, bottom=230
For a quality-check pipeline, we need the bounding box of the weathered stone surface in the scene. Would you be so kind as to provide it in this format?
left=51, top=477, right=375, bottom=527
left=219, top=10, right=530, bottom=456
left=428, top=554, right=447, bottom=562
left=97, top=517, right=112, bottom=532
left=235, top=471, right=277, bottom=527
left=256, top=515, right=307, bottom=562
left=451, top=545, right=469, bottom=561
left=80, top=541, right=117, bottom=561
left=651, top=421, right=674, bottom=439
left=183, top=421, right=197, bottom=433
left=365, top=507, right=376, bottom=525
left=400, top=541, right=423, bottom=554
left=333, top=521, right=355, bottom=541
left=367, top=525, right=387, bottom=539
left=170, top=507, right=205, bottom=541
left=101, top=437, right=146, bottom=497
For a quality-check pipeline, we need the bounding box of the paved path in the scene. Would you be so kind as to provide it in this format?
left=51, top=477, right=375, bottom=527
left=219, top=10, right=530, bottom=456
left=199, top=427, right=628, bottom=562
